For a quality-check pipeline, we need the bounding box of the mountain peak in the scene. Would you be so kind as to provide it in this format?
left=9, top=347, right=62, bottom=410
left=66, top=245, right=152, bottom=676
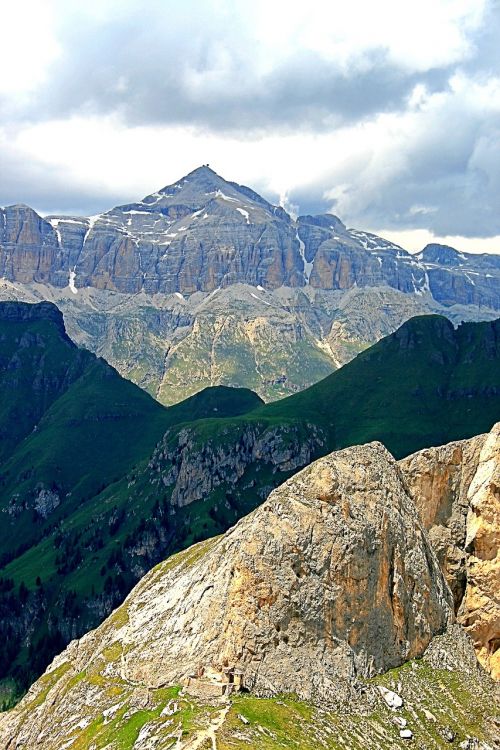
left=157, top=164, right=228, bottom=196
left=418, top=243, right=465, bottom=265
left=135, top=166, right=286, bottom=227
left=0, top=300, right=66, bottom=330
left=185, top=164, right=218, bottom=179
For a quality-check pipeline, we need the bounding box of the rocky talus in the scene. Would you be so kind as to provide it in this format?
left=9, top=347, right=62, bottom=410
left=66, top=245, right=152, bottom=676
left=3, top=278, right=494, bottom=406
left=400, top=422, right=500, bottom=679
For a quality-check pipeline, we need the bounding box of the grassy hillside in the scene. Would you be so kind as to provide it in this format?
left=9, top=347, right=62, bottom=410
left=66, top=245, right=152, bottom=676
left=0, top=303, right=264, bottom=557
left=0, top=308, right=498, bottom=706
left=260, top=314, right=500, bottom=457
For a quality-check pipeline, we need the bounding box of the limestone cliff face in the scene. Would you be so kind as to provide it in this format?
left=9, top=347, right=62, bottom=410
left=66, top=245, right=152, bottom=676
left=1, top=168, right=303, bottom=295
left=400, top=434, right=485, bottom=609
left=1, top=167, right=499, bottom=406
left=1, top=167, right=499, bottom=308
left=149, top=421, right=325, bottom=507
left=0, top=205, right=63, bottom=285
left=400, top=423, right=499, bottom=679
left=417, top=244, right=500, bottom=309
left=461, top=424, right=500, bottom=679
left=0, top=441, right=454, bottom=749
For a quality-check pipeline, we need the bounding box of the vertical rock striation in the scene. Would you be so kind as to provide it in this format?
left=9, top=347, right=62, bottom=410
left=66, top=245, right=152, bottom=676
left=400, top=423, right=500, bottom=678
left=461, top=423, right=500, bottom=679
left=1, top=167, right=499, bottom=306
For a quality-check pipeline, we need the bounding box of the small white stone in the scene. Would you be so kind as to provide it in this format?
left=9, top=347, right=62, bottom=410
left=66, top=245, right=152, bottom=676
left=400, top=728, right=413, bottom=739
left=161, top=700, right=179, bottom=716
left=423, top=708, right=436, bottom=722
left=378, top=685, right=404, bottom=709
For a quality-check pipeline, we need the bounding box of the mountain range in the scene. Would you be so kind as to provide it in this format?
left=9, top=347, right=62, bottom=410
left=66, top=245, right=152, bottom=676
left=0, top=302, right=498, bottom=708
left=1, top=165, right=499, bottom=403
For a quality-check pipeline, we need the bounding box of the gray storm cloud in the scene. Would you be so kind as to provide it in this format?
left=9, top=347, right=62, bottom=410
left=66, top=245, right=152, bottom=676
left=1, top=5, right=453, bottom=131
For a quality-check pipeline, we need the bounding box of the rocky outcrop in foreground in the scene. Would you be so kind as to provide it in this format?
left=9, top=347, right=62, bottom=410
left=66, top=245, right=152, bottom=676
left=0, top=440, right=470, bottom=748
left=401, top=422, right=500, bottom=679
left=119, top=442, right=452, bottom=697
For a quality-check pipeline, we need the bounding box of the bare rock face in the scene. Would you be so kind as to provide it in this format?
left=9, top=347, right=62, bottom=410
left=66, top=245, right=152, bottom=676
left=400, top=434, right=485, bottom=609
left=0, top=205, right=63, bottom=285
left=0, top=441, right=454, bottom=749
left=400, top=423, right=500, bottom=679
left=109, top=442, right=450, bottom=694
left=461, top=424, right=500, bottom=679
left=1, top=167, right=499, bottom=407
left=1, top=167, right=499, bottom=308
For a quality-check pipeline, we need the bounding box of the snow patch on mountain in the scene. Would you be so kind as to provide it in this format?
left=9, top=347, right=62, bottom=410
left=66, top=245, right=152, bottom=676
left=68, top=269, right=78, bottom=294
left=236, top=207, right=250, bottom=223
left=297, top=231, right=313, bottom=283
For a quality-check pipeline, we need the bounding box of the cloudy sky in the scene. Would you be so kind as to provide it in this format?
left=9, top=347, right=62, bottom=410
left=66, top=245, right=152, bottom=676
left=1, top=0, right=499, bottom=252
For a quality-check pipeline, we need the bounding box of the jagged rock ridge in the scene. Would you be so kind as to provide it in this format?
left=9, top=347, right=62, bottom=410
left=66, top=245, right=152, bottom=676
left=1, top=166, right=499, bottom=305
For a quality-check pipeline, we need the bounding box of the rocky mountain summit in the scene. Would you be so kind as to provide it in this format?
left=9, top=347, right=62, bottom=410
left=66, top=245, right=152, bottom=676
left=0, top=438, right=497, bottom=749
left=2, top=166, right=499, bottom=303
left=1, top=166, right=499, bottom=403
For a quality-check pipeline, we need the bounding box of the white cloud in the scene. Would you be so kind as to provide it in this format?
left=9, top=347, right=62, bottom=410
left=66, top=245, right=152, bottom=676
left=0, top=0, right=499, bottom=252
left=322, top=71, right=500, bottom=238
left=223, top=0, right=487, bottom=72
left=0, top=1, right=61, bottom=96
left=9, top=115, right=343, bottom=203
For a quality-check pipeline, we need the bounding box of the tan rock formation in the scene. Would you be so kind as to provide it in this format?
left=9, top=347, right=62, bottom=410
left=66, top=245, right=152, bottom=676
left=0, top=441, right=453, bottom=747
left=461, top=423, right=500, bottom=679
left=400, top=423, right=500, bottom=679
left=400, top=433, right=485, bottom=608
left=91, top=442, right=453, bottom=698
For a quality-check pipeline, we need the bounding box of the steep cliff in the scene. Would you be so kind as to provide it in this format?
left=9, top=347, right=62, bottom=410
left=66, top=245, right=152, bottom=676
left=417, top=244, right=500, bottom=309
left=2, top=168, right=499, bottom=305
left=462, top=424, right=500, bottom=680
left=400, top=423, right=500, bottom=679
